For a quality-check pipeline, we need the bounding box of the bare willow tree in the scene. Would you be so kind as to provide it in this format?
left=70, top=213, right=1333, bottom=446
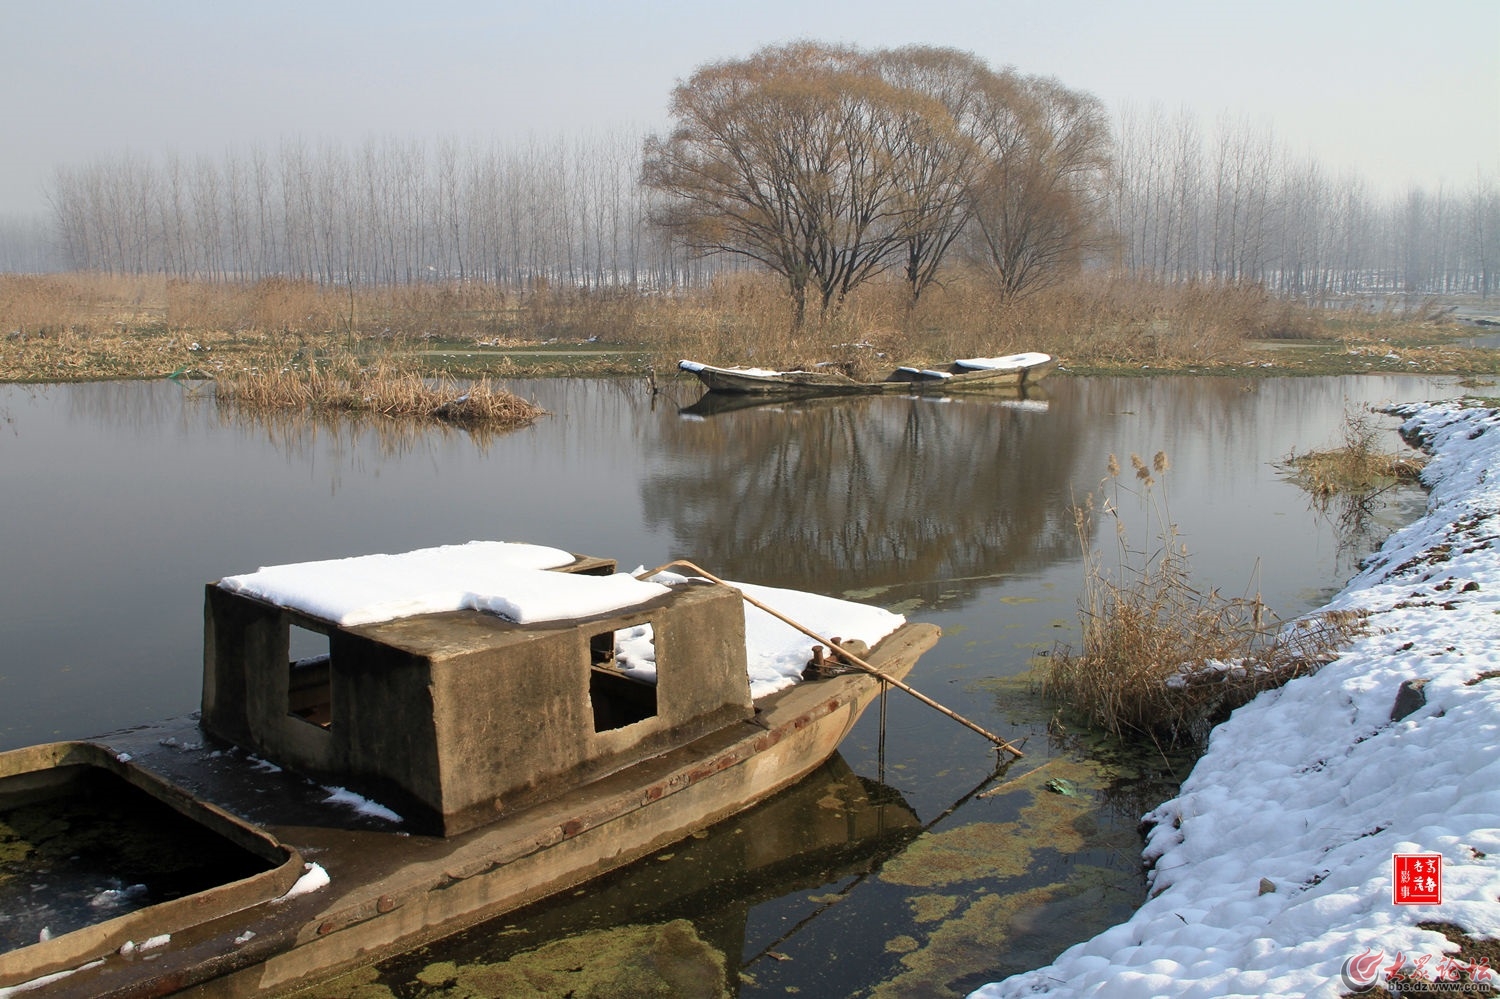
left=873, top=46, right=991, bottom=304
left=643, top=42, right=936, bottom=327
left=643, top=43, right=1116, bottom=323
left=964, top=73, right=1113, bottom=299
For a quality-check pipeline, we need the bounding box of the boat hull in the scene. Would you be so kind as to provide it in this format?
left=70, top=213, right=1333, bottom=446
left=683, top=362, right=894, bottom=396
left=680, top=355, right=1055, bottom=396
left=887, top=355, right=1057, bottom=392
left=17, top=622, right=939, bottom=998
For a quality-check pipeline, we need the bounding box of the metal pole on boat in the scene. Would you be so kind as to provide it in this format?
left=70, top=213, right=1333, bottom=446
left=637, top=560, right=1025, bottom=759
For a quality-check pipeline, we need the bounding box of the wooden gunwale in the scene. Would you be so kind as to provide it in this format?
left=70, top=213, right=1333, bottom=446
left=17, top=621, right=939, bottom=998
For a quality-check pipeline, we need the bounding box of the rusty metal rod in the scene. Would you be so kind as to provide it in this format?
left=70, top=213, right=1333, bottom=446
left=636, top=559, right=1024, bottom=758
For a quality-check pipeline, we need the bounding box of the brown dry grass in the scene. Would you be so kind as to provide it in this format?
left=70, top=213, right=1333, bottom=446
left=1283, top=406, right=1426, bottom=499
left=214, top=349, right=544, bottom=431
left=1, top=270, right=1481, bottom=385
left=1045, top=452, right=1369, bottom=745
left=632, top=269, right=1318, bottom=374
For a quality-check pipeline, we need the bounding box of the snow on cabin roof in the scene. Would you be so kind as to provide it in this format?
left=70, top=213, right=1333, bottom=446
left=217, top=542, right=909, bottom=700
left=217, top=541, right=669, bottom=627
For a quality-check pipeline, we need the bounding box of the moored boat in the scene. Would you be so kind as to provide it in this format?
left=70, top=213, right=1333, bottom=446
left=678, top=352, right=1055, bottom=396
left=676, top=359, right=891, bottom=396
left=0, top=542, right=939, bottom=998
left=883, top=352, right=1057, bottom=391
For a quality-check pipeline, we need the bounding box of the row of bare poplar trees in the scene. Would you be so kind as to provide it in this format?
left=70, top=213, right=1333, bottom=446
left=10, top=99, right=1499, bottom=302
left=42, top=132, right=708, bottom=291
left=1113, top=106, right=1499, bottom=299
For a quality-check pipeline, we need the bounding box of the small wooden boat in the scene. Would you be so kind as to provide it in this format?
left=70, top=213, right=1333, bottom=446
left=884, top=352, right=1057, bottom=392
left=676, top=360, right=891, bottom=396
left=0, top=542, right=938, bottom=998
left=678, top=353, right=1055, bottom=396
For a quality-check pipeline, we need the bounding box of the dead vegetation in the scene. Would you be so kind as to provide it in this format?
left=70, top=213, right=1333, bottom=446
left=1361, top=921, right=1500, bottom=997
left=212, top=349, right=544, bottom=431
left=1045, top=452, right=1369, bottom=746
left=2, top=272, right=1488, bottom=385
left=1282, top=407, right=1426, bottom=500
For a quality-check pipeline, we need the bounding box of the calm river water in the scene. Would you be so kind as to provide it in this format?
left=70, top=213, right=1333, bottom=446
left=0, top=373, right=1457, bottom=996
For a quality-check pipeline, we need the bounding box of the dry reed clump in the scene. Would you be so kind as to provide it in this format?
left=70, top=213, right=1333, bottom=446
left=166, top=278, right=340, bottom=336
left=1, top=274, right=79, bottom=338
left=1, top=273, right=169, bottom=338
left=799, top=271, right=1324, bottom=370
left=0, top=274, right=198, bottom=381
left=639, top=272, right=826, bottom=368
left=214, top=350, right=544, bottom=431
left=1283, top=406, right=1426, bottom=500
left=1044, top=452, right=1367, bottom=745
left=2, top=271, right=1463, bottom=385
left=1005, top=277, right=1315, bottom=367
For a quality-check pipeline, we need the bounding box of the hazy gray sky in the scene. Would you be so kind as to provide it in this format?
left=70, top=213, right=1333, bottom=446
left=2, top=0, right=1495, bottom=215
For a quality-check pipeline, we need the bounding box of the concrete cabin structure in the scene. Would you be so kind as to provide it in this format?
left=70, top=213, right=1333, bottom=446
left=202, top=556, right=752, bottom=836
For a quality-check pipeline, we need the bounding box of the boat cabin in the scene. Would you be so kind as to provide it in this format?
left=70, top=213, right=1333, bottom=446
left=201, top=551, right=751, bottom=836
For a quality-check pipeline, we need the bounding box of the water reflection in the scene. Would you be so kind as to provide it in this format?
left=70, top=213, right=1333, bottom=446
left=645, top=375, right=1449, bottom=616
left=648, top=393, right=1079, bottom=593
left=299, top=753, right=921, bottom=998
left=0, top=374, right=1453, bottom=753
left=0, top=372, right=1460, bottom=995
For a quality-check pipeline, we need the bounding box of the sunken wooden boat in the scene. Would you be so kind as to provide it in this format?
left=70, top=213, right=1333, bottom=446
left=677, top=359, right=892, bottom=396
left=0, top=542, right=938, bottom=998
left=679, top=352, right=1055, bottom=396
left=884, top=352, right=1057, bottom=392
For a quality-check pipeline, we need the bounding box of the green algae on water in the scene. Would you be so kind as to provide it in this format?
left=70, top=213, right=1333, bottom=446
left=303, top=919, right=729, bottom=999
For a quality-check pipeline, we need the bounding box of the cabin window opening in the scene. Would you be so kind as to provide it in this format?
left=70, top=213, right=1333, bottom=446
left=287, top=624, right=333, bottom=729
left=588, top=624, right=658, bottom=732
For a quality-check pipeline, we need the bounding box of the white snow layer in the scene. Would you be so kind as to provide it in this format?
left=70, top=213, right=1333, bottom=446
left=321, top=785, right=404, bottom=824
left=278, top=863, right=331, bottom=902
left=677, top=359, right=787, bottom=377
left=620, top=573, right=906, bottom=698
left=953, top=352, right=1052, bottom=371
left=218, top=541, right=903, bottom=701
left=736, top=579, right=904, bottom=695
left=971, top=401, right=1500, bottom=998
left=218, top=541, right=669, bottom=626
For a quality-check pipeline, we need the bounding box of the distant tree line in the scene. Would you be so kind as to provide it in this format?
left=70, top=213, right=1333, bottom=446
left=44, top=132, right=701, bottom=290
left=9, top=42, right=1498, bottom=311
left=1111, top=105, right=1499, bottom=299
left=0, top=214, right=62, bottom=273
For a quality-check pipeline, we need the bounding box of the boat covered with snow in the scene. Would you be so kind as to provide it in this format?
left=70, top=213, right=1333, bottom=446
left=883, top=352, right=1056, bottom=391
left=0, top=541, right=938, bottom=998
left=677, top=359, right=891, bottom=396
left=678, top=352, right=1055, bottom=396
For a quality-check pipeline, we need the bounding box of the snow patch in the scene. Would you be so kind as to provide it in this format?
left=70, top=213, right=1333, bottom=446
left=321, top=785, right=403, bottom=824
left=277, top=863, right=331, bottom=902
left=971, top=402, right=1500, bottom=999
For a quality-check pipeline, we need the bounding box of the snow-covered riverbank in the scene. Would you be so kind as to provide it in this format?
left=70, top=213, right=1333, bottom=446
left=974, top=402, right=1500, bottom=999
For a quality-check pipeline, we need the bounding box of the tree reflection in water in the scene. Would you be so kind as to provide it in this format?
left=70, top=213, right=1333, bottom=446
left=0, top=373, right=1455, bottom=996
left=648, top=392, right=1079, bottom=599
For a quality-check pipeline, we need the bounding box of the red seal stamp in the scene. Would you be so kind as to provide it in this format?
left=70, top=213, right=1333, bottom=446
left=1392, top=853, right=1442, bottom=905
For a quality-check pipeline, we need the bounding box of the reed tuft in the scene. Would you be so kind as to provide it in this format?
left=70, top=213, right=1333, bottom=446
left=1282, top=406, right=1425, bottom=499
left=1045, top=453, right=1368, bottom=745
left=213, top=349, right=544, bottom=431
